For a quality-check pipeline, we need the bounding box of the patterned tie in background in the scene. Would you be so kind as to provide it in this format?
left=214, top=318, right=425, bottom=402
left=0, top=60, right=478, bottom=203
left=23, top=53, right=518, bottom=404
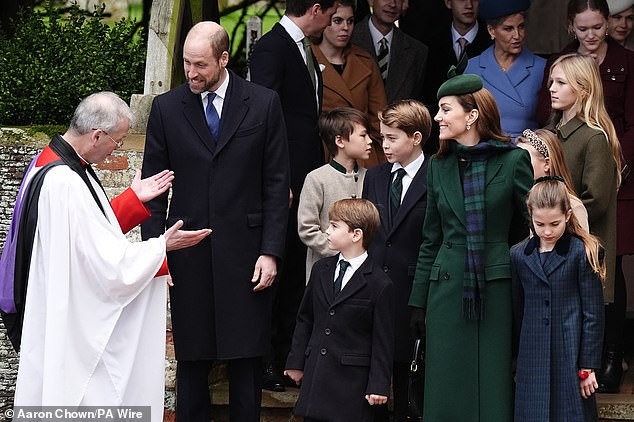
left=391, top=168, right=406, bottom=210
left=206, top=92, right=220, bottom=141
left=458, top=37, right=469, bottom=58
left=377, top=37, right=389, bottom=81
left=333, top=260, right=350, bottom=295
left=302, top=37, right=317, bottom=90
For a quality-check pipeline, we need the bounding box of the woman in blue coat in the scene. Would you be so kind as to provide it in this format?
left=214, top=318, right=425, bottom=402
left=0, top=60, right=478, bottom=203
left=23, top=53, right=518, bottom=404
left=465, top=1, right=546, bottom=138
left=511, top=178, right=605, bottom=421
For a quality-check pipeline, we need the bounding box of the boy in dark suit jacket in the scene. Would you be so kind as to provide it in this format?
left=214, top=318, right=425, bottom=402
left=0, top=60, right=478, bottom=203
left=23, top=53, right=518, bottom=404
left=363, top=99, right=432, bottom=421
left=285, top=198, right=394, bottom=422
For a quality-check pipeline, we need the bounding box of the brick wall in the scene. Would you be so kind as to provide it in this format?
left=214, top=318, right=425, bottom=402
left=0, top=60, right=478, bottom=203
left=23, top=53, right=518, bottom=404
left=0, top=128, right=147, bottom=415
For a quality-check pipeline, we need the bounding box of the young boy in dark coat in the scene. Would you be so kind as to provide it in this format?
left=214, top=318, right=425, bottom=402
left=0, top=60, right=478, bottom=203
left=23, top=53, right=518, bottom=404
left=362, top=99, right=432, bottom=421
left=285, top=198, right=394, bottom=422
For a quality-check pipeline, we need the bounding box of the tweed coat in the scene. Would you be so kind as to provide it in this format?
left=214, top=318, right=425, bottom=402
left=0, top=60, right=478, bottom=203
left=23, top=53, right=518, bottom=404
left=363, top=157, right=428, bottom=363
left=312, top=43, right=387, bottom=166
left=465, top=45, right=546, bottom=138
left=141, top=74, right=290, bottom=360
left=286, top=255, right=394, bottom=422
left=408, top=144, right=533, bottom=422
left=511, top=234, right=604, bottom=422
left=537, top=38, right=634, bottom=253
left=350, top=16, right=428, bottom=104
left=546, top=117, right=618, bottom=303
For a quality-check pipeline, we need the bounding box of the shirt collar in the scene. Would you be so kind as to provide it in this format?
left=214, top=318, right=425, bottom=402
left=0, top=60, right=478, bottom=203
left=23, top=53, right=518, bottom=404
left=280, top=15, right=306, bottom=44
left=368, top=17, right=394, bottom=47
left=391, top=151, right=425, bottom=177
left=451, top=20, right=479, bottom=45
left=338, top=251, right=368, bottom=271
left=202, top=68, right=229, bottom=102
left=330, top=159, right=359, bottom=174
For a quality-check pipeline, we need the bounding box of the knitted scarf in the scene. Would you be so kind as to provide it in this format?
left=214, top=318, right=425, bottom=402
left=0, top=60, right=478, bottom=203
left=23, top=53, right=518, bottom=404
left=453, top=140, right=516, bottom=320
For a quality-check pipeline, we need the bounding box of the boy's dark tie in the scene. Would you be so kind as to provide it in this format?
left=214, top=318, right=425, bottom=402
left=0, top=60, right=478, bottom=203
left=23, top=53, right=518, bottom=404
left=391, top=168, right=407, bottom=210
left=206, top=92, right=220, bottom=142
left=333, top=260, right=350, bottom=295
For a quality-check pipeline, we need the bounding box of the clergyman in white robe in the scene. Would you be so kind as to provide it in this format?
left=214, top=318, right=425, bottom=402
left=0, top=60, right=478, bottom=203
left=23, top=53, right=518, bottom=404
left=13, top=158, right=168, bottom=421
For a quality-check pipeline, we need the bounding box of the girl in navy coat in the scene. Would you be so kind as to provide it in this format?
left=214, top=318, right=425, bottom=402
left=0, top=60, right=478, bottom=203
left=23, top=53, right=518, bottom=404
left=511, top=178, right=605, bottom=421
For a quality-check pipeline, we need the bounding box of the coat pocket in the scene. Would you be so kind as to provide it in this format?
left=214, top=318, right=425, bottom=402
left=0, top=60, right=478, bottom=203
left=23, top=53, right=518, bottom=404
left=247, top=212, right=263, bottom=227
left=429, top=264, right=440, bottom=281
left=485, top=263, right=511, bottom=280
left=341, top=354, right=371, bottom=366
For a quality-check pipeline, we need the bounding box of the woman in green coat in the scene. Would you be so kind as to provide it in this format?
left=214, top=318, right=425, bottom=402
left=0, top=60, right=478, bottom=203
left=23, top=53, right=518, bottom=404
left=408, top=65, right=534, bottom=421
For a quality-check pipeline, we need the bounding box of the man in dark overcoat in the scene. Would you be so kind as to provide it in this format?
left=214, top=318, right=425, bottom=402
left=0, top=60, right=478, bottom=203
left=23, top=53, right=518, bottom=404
left=141, top=22, right=290, bottom=422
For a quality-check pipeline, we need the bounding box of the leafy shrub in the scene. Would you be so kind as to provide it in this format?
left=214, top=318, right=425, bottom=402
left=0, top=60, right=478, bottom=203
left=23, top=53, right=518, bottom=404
left=0, top=2, right=146, bottom=125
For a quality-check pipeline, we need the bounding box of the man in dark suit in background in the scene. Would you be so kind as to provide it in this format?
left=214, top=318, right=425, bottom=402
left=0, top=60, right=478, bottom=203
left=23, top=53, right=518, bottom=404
left=248, top=0, right=337, bottom=392
left=351, top=0, right=428, bottom=105
left=141, top=22, right=290, bottom=422
left=420, top=0, right=491, bottom=154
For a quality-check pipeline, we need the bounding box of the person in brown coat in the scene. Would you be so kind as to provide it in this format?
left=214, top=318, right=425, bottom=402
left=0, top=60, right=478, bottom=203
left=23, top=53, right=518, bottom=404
left=312, top=0, right=387, bottom=167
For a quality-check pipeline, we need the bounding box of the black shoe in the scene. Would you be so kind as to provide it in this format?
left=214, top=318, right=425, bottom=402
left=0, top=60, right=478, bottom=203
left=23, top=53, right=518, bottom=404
left=262, top=362, right=286, bottom=392
left=597, top=348, right=623, bottom=393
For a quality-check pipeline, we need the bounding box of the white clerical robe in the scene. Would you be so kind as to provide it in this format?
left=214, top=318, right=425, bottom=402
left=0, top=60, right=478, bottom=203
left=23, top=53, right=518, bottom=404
left=14, top=164, right=167, bottom=422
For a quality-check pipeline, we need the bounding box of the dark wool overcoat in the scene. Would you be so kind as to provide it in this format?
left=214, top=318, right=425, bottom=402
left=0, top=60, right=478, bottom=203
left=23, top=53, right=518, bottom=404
left=511, top=234, right=604, bottom=422
left=141, top=73, right=290, bottom=360
left=286, top=256, right=394, bottom=422
left=363, top=157, right=428, bottom=362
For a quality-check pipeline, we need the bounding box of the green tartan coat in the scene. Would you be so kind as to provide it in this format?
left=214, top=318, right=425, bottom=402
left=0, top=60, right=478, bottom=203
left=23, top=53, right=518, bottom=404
left=409, top=144, right=533, bottom=422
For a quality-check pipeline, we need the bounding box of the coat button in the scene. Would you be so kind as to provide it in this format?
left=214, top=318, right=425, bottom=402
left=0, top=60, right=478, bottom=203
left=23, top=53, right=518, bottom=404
left=544, top=300, right=550, bottom=306
left=543, top=318, right=549, bottom=326
left=325, top=328, right=331, bottom=335
left=386, top=241, right=392, bottom=247
left=446, top=241, right=452, bottom=249
left=329, top=309, right=336, bottom=316
left=383, top=265, right=389, bottom=273
left=320, top=348, right=327, bottom=355
left=443, top=273, right=450, bottom=280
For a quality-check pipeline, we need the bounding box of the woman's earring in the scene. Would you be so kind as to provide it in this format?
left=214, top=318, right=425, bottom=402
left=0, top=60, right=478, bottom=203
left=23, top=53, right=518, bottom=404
left=466, top=123, right=471, bottom=130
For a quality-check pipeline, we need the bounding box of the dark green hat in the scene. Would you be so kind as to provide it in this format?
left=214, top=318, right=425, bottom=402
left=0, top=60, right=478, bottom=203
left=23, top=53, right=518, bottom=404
left=436, top=54, right=483, bottom=100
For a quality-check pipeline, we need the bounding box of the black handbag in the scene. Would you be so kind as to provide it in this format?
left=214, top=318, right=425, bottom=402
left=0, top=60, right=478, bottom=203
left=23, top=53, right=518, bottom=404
left=407, top=338, right=425, bottom=420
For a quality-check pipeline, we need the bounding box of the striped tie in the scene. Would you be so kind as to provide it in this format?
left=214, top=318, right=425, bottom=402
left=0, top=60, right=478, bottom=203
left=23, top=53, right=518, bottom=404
left=458, top=37, right=469, bottom=59
left=391, top=168, right=406, bottom=210
left=377, top=37, right=389, bottom=81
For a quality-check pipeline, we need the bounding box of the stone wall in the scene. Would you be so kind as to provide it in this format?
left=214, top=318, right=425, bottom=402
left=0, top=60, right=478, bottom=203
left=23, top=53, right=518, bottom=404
left=0, top=128, right=148, bottom=416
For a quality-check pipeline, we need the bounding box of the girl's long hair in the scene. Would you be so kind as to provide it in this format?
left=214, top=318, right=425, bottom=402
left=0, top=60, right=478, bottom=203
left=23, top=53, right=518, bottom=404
left=527, top=179, right=606, bottom=280
left=548, top=53, right=622, bottom=187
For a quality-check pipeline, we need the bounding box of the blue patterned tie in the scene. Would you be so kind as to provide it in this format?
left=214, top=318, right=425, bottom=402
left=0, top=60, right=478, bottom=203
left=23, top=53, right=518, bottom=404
left=333, top=260, right=350, bottom=295
left=206, top=92, right=220, bottom=141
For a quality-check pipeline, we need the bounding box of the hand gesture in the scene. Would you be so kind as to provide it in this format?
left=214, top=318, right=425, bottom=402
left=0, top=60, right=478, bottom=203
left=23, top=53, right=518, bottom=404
left=164, top=220, right=212, bottom=252
left=131, top=169, right=174, bottom=203
left=252, top=255, right=277, bottom=292
left=284, top=369, right=303, bottom=386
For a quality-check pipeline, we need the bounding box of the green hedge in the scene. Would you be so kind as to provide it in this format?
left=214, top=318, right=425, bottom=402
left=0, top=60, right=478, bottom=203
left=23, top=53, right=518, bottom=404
left=0, top=3, right=146, bottom=126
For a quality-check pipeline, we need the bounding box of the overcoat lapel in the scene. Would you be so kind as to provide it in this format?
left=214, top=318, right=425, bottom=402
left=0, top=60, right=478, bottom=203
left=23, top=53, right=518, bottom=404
left=375, top=166, right=393, bottom=233
left=215, top=72, right=248, bottom=156
left=333, top=259, right=372, bottom=305
left=313, top=46, right=355, bottom=106
left=318, top=257, right=337, bottom=303
left=485, top=153, right=503, bottom=186
left=525, top=249, right=551, bottom=285
left=275, top=23, right=321, bottom=112
left=391, top=157, right=428, bottom=232
left=438, top=156, right=466, bottom=227
left=181, top=89, right=215, bottom=154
